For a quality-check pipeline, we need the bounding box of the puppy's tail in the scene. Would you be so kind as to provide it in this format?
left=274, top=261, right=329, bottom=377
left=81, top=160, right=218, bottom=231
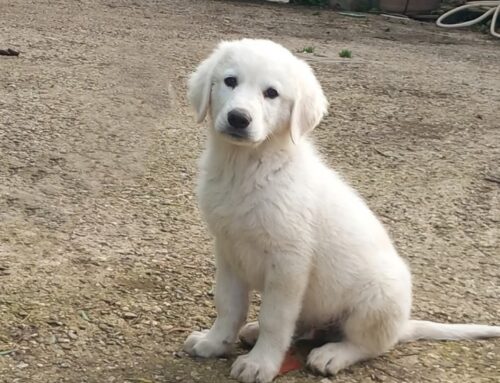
left=399, top=320, right=500, bottom=343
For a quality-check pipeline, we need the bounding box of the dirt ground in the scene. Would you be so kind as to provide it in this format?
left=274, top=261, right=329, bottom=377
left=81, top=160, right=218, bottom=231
left=1, top=0, right=499, bottom=382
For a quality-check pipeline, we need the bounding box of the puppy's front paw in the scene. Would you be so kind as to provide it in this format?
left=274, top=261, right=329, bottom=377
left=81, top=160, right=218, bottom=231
left=183, top=330, right=231, bottom=358
left=230, top=352, right=279, bottom=383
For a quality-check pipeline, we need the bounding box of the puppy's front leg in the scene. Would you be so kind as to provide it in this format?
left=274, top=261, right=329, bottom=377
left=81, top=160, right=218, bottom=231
left=184, top=240, right=249, bottom=358
left=231, top=253, right=309, bottom=383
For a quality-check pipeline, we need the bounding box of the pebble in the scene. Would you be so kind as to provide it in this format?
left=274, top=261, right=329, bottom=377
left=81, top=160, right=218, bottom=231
left=47, top=319, right=63, bottom=326
left=398, top=354, right=420, bottom=366
left=123, top=312, right=138, bottom=319
left=45, top=334, right=57, bottom=344
left=16, top=362, right=29, bottom=369
left=371, top=373, right=387, bottom=382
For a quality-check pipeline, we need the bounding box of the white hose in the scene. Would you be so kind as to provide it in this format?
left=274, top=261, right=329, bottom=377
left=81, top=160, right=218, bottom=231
left=436, top=1, right=500, bottom=38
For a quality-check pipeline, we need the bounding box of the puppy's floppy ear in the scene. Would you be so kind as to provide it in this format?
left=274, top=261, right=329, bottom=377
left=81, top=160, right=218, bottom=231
left=290, top=60, right=328, bottom=143
left=188, top=42, right=227, bottom=123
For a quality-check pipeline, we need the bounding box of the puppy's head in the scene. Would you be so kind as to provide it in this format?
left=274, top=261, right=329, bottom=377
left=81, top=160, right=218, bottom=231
left=188, top=39, right=328, bottom=146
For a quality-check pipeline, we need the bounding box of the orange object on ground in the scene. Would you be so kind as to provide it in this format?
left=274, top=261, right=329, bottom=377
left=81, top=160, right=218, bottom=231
left=278, top=348, right=302, bottom=375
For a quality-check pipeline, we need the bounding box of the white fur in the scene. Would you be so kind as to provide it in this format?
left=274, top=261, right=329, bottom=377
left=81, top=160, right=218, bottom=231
left=183, top=39, right=500, bottom=383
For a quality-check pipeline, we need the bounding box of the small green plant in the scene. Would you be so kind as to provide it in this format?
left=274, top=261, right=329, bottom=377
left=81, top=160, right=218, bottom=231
left=339, top=49, right=352, bottom=58
left=300, top=46, right=315, bottom=54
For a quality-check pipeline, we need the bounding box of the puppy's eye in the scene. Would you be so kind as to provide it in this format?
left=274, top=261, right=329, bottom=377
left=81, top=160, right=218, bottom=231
left=264, top=87, right=279, bottom=99
left=224, top=76, right=238, bottom=88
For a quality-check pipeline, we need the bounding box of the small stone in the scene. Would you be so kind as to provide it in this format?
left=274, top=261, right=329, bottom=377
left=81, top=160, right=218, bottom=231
left=45, top=334, right=57, bottom=344
left=68, top=330, right=78, bottom=340
left=123, top=312, right=138, bottom=319
left=320, top=379, right=333, bottom=383
left=16, top=362, right=29, bottom=369
left=47, top=319, right=63, bottom=326
left=371, top=373, right=387, bottom=382
left=398, top=354, right=420, bottom=366
left=99, top=323, right=113, bottom=332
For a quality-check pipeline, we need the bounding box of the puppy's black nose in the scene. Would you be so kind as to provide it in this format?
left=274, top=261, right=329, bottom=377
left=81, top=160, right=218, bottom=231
left=228, top=109, right=252, bottom=130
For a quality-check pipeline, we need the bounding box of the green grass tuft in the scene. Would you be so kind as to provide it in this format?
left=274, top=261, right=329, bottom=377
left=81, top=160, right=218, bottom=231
left=339, top=49, right=352, bottom=58
left=300, top=46, right=315, bottom=54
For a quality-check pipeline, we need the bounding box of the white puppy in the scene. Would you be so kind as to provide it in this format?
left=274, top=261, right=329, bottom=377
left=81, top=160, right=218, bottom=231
left=183, top=39, right=500, bottom=383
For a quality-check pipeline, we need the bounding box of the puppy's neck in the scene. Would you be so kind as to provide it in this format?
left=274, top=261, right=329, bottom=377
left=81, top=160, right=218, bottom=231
left=202, top=130, right=315, bottom=182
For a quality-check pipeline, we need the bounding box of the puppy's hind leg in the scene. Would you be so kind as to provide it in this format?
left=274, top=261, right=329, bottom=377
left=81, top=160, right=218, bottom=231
left=239, top=321, right=259, bottom=348
left=307, top=299, right=407, bottom=375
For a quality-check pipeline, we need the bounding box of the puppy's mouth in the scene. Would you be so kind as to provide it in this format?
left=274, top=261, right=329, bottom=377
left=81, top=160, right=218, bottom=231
left=225, top=129, right=248, bottom=140
left=220, top=126, right=260, bottom=145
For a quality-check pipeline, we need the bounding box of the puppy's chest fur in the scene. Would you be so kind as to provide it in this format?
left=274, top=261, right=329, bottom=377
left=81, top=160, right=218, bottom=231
left=198, top=148, right=310, bottom=287
left=200, top=151, right=291, bottom=240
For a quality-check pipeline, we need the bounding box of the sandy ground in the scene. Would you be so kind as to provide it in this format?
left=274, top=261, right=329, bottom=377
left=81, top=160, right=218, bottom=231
left=1, top=0, right=499, bottom=382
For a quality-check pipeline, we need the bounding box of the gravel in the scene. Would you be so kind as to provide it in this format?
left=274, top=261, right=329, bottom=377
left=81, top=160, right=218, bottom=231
left=0, top=0, right=498, bottom=382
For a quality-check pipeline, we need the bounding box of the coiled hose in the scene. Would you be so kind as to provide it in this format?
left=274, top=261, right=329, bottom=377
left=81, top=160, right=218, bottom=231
left=437, top=1, right=500, bottom=38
